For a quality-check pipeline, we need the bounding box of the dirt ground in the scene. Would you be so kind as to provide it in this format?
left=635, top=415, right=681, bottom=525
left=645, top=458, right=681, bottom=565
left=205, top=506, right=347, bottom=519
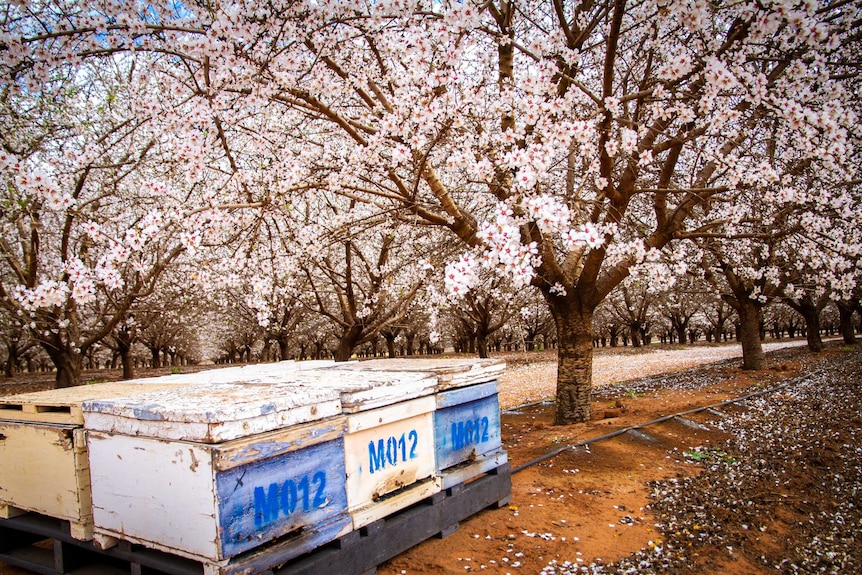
left=1, top=342, right=859, bottom=574
left=378, top=344, right=861, bottom=575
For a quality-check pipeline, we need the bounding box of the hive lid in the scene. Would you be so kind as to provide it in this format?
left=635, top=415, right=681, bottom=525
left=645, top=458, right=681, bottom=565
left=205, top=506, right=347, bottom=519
left=319, top=358, right=506, bottom=390
left=244, top=369, right=438, bottom=413
left=82, top=382, right=342, bottom=443
left=116, top=360, right=336, bottom=386
left=0, top=382, right=189, bottom=425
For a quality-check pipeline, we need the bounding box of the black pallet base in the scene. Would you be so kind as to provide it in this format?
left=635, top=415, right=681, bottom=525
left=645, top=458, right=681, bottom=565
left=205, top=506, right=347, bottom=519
left=0, top=464, right=512, bottom=575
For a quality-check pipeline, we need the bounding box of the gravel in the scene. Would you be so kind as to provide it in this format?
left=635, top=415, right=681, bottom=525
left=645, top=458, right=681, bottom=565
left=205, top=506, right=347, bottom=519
left=539, top=346, right=862, bottom=574
left=498, top=339, right=818, bottom=410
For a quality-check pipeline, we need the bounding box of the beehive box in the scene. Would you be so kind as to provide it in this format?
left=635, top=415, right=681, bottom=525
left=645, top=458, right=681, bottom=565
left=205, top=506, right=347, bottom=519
left=433, top=381, right=508, bottom=488
left=310, top=360, right=506, bottom=527
left=328, top=359, right=507, bottom=490
left=247, top=367, right=441, bottom=530
left=0, top=382, right=189, bottom=540
left=83, top=382, right=348, bottom=565
left=342, top=395, right=439, bottom=529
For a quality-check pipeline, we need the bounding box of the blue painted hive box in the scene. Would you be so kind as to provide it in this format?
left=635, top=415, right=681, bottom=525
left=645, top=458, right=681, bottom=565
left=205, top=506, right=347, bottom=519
left=83, top=382, right=350, bottom=565
left=434, top=380, right=502, bottom=470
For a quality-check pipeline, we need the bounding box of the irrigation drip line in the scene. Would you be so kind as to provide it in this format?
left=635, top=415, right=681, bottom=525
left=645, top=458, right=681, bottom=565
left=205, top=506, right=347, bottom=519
left=509, top=367, right=826, bottom=475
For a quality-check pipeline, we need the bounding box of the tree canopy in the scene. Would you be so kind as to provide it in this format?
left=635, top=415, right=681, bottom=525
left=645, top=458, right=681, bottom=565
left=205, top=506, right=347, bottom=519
left=1, top=0, right=859, bottom=422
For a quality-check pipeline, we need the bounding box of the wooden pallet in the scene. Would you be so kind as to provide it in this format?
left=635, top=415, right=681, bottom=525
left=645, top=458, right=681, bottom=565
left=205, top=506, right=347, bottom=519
left=0, top=464, right=511, bottom=575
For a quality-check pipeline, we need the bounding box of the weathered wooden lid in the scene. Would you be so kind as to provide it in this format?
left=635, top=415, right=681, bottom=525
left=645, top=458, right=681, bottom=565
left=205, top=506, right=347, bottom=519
left=319, top=358, right=506, bottom=391
left=0, top=382, right=189, bottom=425
left=82, top=382, right=342, bottom=443
left=284, top=369, right=438, bottom=413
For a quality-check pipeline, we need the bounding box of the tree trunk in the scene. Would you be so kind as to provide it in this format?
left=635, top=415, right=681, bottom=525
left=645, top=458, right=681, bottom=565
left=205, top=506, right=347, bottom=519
left=630, top=324, right=642, bottom=348
left=799, top=306, right=824, bottom=353
left=120, top=347, right=134, bottom=380
left=405, top=334, right=415, bottom=356
left=477, top=334, right=489, bottom=359
left=549, top=300, right=594, bottom=425
left=737, top=300, right=766, bottom=370
left=335, top=325, right=363, bottom=362
left=383, top=333, right=397, bottom=358
left=838, top=302, right=858, bottom=345
left=47, top=349, right=83, bottom=388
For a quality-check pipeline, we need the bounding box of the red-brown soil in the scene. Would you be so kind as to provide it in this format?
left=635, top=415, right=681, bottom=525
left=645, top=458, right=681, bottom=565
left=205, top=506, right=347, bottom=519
left=378, top=345, right=861, bottom=575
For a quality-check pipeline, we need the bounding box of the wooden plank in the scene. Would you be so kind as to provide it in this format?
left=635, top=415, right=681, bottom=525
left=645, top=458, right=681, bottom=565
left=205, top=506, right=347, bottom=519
left=294, top=370, right=436, bottom=413
left=326, top=358, right=505, bottom=390
left=0, top=421, right=92, bottom=536
left=437, top=450, right=508, bottom=490
left=433, top=393, right=502, bottom=471
left=435, top=381, right=498, bottom=409
left=348, top=478, right=439, bottom=530
left=0, top=505, right=28, bottom=519
left=344, top=396, right=435, bottom=434
left=83, top=383, right=342, bottom=443
left=0, top=383, right=187, bottom=425
left=213, top=416, right=347, bottom=472
left=220, top=513, right=352, bottom=575
left=343, top=409, right=438, bottom=526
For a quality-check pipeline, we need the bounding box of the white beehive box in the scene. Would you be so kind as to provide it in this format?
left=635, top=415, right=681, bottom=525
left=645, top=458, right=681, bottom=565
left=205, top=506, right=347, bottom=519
left=342, top=395, right=439, bottom=529
left=239, top=366, right=442, bottom=530
left=321, top=359, right=508, bottom=489
left=0, top=382, right=189, bottom=540
left=297, top=361, right=506, bottom=529
left=86, top=417, right=351, bottom=566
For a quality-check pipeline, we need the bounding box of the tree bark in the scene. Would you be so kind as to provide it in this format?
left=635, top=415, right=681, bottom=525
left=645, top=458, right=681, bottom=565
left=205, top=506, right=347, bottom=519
left=629, top=323, right=641, bottom=347
left=477, top=334, right=489, bottom=359
left=383, top=332, right=397, bottom=358
left=838, top=302, right=858, bottom=345
left=737, top=299, right=766, bottom=370
left=335, top=324, right=363, bottom=362
left=119, top=347, right=134, bottom=379
left=47, top=349, right=83, bottom=388
left=548, top=299, right=594, bottom=424
left=117, top=325, right=135, bottom=380
left=277, top=336, right=290, bottom=361
left=799, top=306, right=824, bottom=352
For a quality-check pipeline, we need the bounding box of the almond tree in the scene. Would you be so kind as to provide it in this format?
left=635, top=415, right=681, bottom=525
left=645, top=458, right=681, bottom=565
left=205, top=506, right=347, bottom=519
left=0, top=54, right=201, bottom=387
left=302, top=222, right=438, bottom=361
left=5, top=0, right=860, bottom=419
left=447, top=272, right=526, bottom=358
